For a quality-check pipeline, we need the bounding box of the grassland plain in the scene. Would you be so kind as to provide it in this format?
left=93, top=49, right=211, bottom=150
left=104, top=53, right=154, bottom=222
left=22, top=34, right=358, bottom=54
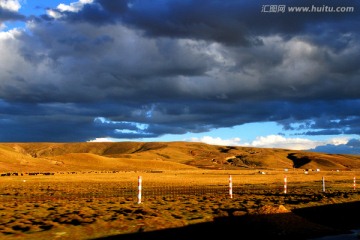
left=0, top=142, right=360, bottom=239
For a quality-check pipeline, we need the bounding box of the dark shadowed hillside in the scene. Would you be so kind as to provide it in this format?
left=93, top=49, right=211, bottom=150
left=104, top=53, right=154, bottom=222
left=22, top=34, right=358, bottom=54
left=0, top=142, right=359, bottom=172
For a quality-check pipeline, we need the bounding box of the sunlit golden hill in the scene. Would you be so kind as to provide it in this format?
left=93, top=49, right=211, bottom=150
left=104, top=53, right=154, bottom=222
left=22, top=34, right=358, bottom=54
left=0, top=142, right=359, bottom=173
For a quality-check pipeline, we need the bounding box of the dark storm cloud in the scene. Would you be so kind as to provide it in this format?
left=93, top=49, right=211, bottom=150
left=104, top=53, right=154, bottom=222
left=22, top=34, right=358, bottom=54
left=0, top=6, right=25, bottom=22
left=0, top=0, right=360, bottom=144
left=124, top=0, right=360, bottom=45
left=57, top=0, right=360, bottom=45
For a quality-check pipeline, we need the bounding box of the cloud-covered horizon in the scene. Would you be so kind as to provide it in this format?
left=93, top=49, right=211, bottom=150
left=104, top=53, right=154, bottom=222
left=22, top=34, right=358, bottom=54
left=0, top=0, right=359, bottom=152
left=189, top=134, right=353, bottom=151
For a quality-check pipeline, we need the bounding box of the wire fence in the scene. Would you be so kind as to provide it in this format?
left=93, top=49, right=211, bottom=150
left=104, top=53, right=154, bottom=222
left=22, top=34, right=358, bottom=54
left=0, top=173, right=358, bottom=204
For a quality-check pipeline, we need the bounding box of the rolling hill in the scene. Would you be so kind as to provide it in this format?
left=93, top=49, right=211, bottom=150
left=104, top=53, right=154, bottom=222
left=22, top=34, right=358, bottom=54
left=0, top=141, right=359, bottom=173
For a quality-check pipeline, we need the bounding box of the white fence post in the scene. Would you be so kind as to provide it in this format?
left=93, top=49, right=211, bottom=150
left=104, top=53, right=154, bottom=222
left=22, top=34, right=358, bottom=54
left=354, top=176, right=356, bottom=190
left=322, top=176, right=325, bottom=192
left=284, top=175, right=287, bottom=194
left=229, top=175, right=233, bottom=199
left=137, top=176, right=142, bottom=204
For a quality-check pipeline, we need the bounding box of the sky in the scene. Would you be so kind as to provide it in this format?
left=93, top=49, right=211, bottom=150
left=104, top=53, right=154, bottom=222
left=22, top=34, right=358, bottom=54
left=0, top=0, right=360, bottom=154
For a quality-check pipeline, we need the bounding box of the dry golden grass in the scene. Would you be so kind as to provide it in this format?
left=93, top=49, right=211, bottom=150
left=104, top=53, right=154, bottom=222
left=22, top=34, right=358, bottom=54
left=0, top=170, right=359, bottom=240
left=0, top=142, right=360, bottom=239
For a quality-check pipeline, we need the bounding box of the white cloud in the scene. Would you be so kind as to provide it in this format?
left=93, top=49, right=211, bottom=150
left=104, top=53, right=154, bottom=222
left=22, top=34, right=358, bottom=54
left=249, top=135, right=317, bottom=150
left=0, top=0, right=21, bottom=29
left=46, top=9, right=63, bottom=19
left=0, top=0, right=21, bottom=12
left=57, top=0, right=93, bottom=12
left=47, top=0, right=94, bottom=19
left=189, top=134, right=352, bottom=151
left=88, top=137, right=117, bottom=142
left=0, top=23, right=7, bottom=31
left=325, top=137, right=349, bottom=146
left=190, top=136, right=242, bottom=146
left=0, top=27, right=21, bottom=39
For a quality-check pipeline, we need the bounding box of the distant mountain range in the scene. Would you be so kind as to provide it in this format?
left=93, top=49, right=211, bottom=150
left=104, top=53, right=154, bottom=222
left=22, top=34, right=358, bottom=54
left=310, top=139, right=360, bottom=154
left=0, top=142, right=360, bottom=173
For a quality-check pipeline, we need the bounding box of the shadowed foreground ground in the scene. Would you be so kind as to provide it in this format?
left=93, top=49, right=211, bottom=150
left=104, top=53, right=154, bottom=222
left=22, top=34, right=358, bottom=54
left=95, top=201, right=360, bottom=240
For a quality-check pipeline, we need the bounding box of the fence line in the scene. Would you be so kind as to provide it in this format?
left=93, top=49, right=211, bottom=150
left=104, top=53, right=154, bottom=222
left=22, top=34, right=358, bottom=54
left=0, top=174, right=358, bottom=203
